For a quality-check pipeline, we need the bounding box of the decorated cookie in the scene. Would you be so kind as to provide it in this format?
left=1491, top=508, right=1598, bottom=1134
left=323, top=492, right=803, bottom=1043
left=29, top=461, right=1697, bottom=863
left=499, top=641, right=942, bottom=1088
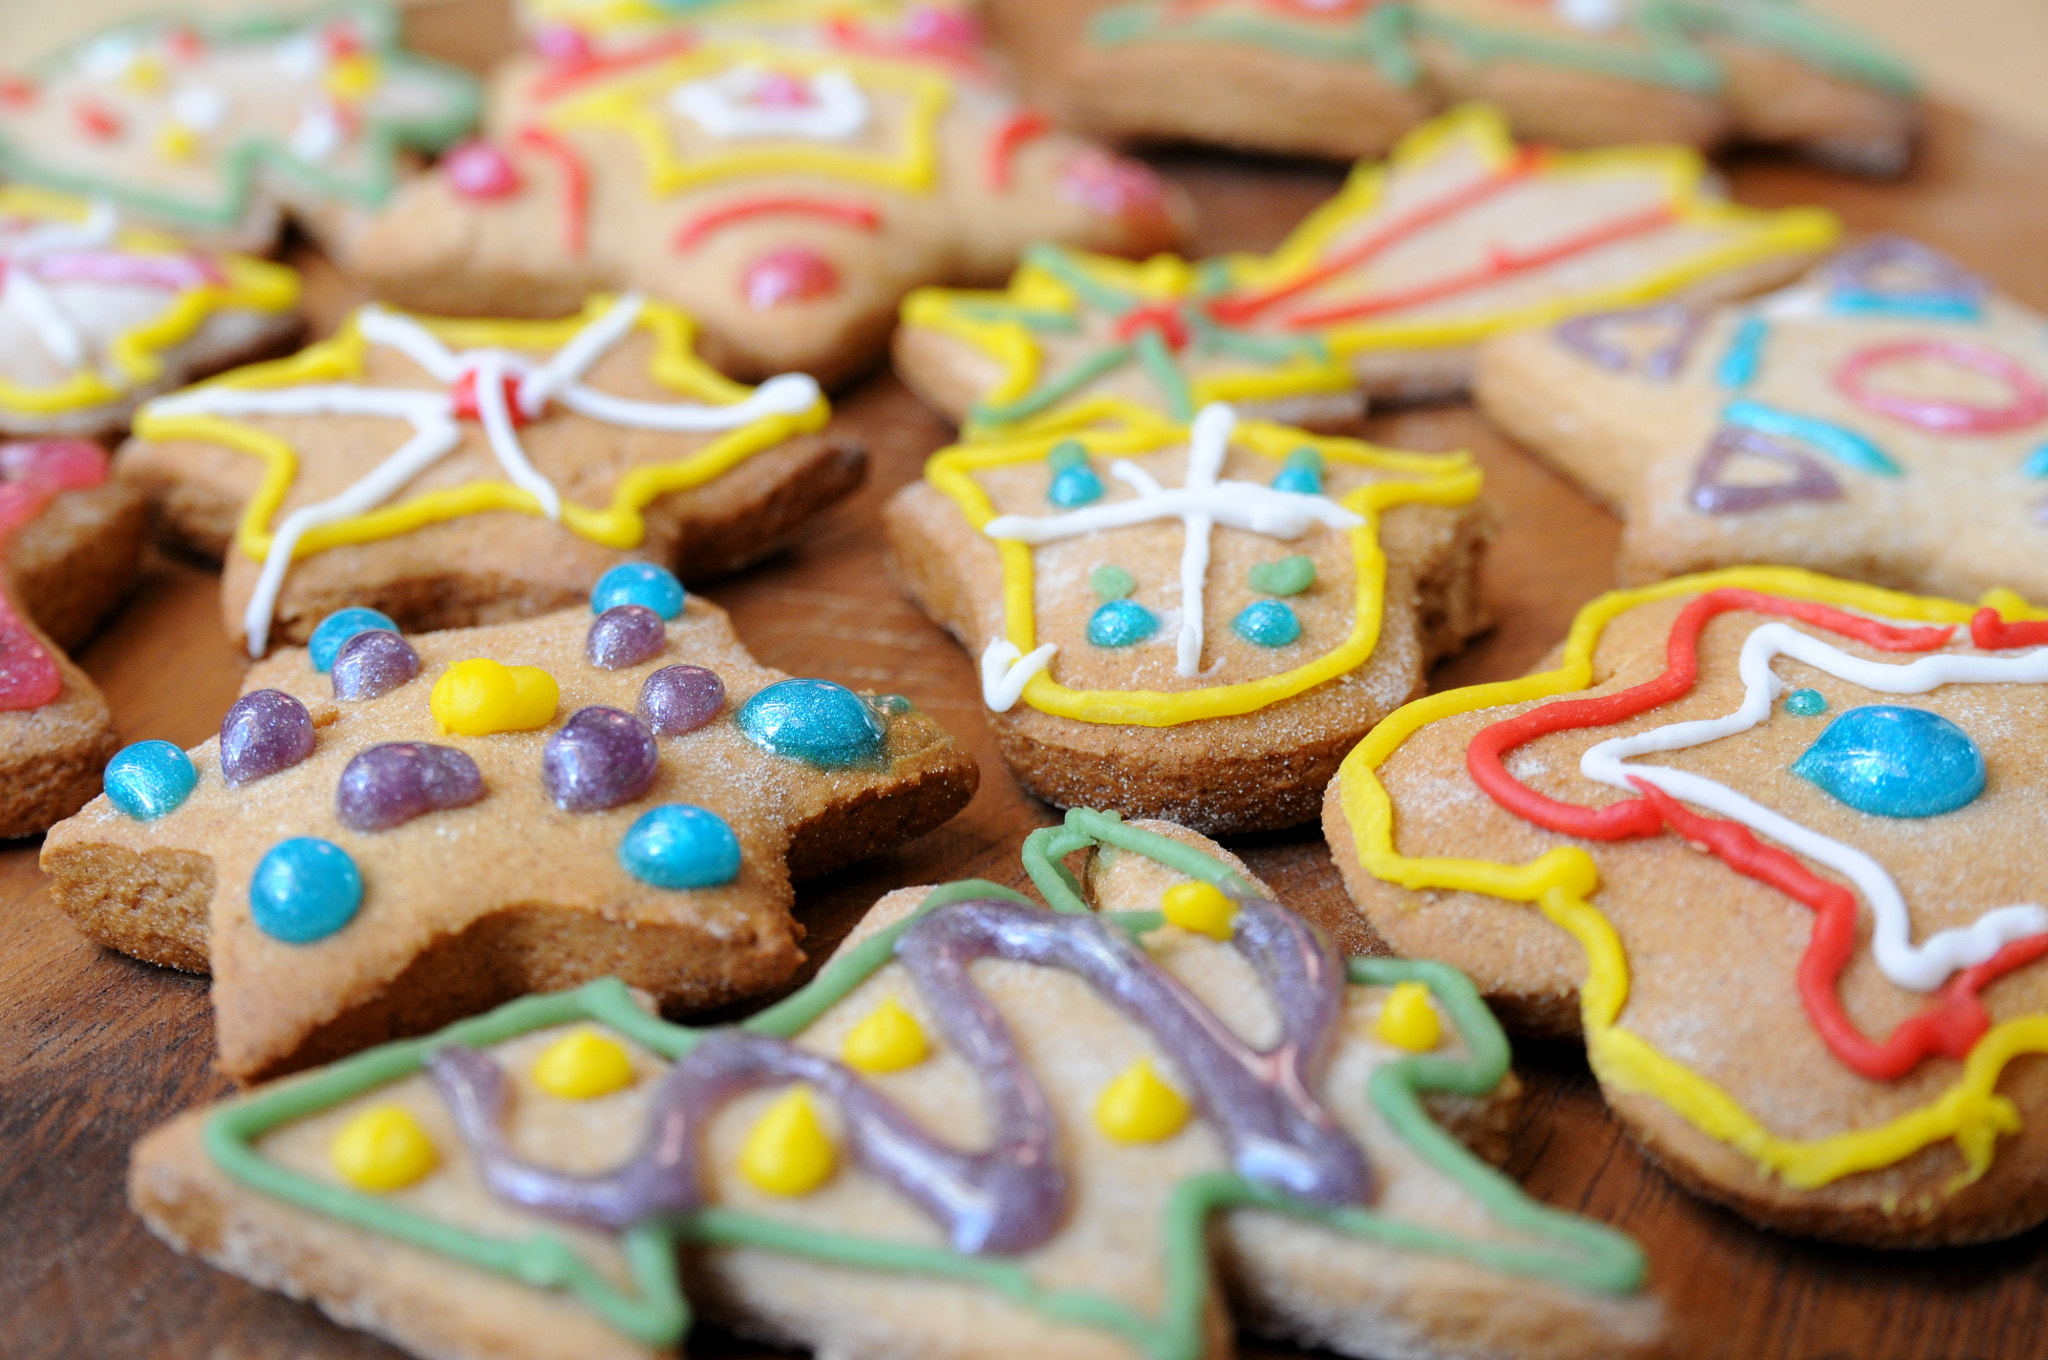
left=1325, top=568, right=2048, bottom=1245
left=897, top=105, right=1838, bottom=436
left=116, top=293, right=846, bottom=656
left=128, top=810, right=1660, bottom=1360
left=885, top=401, right=1490, bottom=832
left=0, top=4, right=481, bottom=254
left=1477, top=237, right=2048, bottom=606
left=42, top=587, right=976, bottom=1081
left=334, top=4, right=1192, bottom=386
left=990, top=0, right=1918, bottom=174
left=0, top=439, right=148, bottom=837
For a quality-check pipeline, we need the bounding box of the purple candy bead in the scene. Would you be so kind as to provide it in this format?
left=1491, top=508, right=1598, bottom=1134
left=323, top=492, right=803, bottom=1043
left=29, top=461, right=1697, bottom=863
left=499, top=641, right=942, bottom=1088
left=336, top=743, right=486, bottom=832
left=543, top=706, right=659, bottom=812
left=638, top=665, right=725, bottom=736
left=331, top=628, right=423, bottom=700
left=586, top=604, right=667, bottom=670
left=219, top=690, right=316, bottom=787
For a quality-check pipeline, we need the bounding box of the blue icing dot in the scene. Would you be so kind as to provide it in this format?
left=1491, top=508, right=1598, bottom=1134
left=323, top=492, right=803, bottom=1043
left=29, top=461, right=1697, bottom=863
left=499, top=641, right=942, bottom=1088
left=1791, top=705, right=1986, bottom=819
left=592, top=563, right=686, bottom=620
left=1049, top=464, right=1104, bottom=507
left=308, top=608, right=399, bottom=673
left=1785, top=688, right=1827, bottom=716
left=1088, top=599, right=1157, bottom=648
left=104, top=740, right=197, bottom=820
left=1233, top=600, right=1302, bottom=647
left=250, top=837, right=363, bottom=943
left=1274, top=446, right=1323, bottom=495
left=736, top=678, right=888, bottom=768
left=619, top=804, right=743, bottom=889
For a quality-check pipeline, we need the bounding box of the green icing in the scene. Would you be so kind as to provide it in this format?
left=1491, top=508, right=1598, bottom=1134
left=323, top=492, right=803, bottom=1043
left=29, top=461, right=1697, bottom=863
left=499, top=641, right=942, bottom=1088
left=1249, top=555, right=1317, bottom=596
left=1090, top=565, right=1137, bottom=601
left=1091, top=2, right=1421, bottom=85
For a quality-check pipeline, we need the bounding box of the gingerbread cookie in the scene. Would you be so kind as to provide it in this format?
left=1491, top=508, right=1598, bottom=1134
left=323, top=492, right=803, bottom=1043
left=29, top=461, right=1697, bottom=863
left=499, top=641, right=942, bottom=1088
left=117, top=294, right=847, bottom=656
left=0, top=439, right=148, bottom=838
left=129, top=809, right=1659, bottom=1360
left=1477, top=237, right=2048, bottom=605
left=0, top=4, right=480, bottom=254
left=42, top=582, right=976, bottom=1081
left=990, top=0, right=1918, bottom=174
left=1325, top=568, right=2048, bottom=1245
left=897, top=104, right=1838, bottom=435
left=334, top=4, right=1192, bottom=386
left=886, top=402, right=1491, bottom=833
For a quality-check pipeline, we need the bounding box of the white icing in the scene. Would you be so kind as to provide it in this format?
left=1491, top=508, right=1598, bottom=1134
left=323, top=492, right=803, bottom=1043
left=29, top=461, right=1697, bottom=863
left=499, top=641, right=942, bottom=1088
left=273, top=34, right=323, bottom=81
left=1554, top=0, right=1625, bottom=31
left=171, top=86, right=229, bottom=131
left=1580, top=621, right=2048, bottom=992
left=288, top=102, right=343, bottom=162
left=980, top=640, right=1058, bottom=712
left=81, top=35, right=139, bottom=80
left=0, top=201, right=121, bottom=372
left=672, top=65, right=870, bottom=142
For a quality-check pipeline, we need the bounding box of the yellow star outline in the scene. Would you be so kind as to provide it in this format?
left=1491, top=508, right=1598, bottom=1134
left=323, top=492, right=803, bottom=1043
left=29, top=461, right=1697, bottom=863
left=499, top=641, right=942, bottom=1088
left=525, top=0, right=911, bottom=38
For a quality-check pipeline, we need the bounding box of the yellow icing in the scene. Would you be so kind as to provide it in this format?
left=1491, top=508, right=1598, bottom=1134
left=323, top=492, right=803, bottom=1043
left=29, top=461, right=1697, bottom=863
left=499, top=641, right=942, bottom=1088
left=739, top=1087, right=836, bottom=1196
left=1336, top=566, right=2048, bottom=1190
left=125, top=56, right=166, bottom=93
left=431, top=659, right=560, bottom=736
left=527, top=0, right=904, bottom=35
left=330, top=1105, right=438, bottom=1193
left=1373, top=980, right=1442, bottom=1052
left=1095, top=1059, right=1192, bottom=1143
left=156, top=126, right=200, bottom=161
left=1161, top=881, right=1237, bottom=941
left=325, top=54, right=383, bottom=100
left=532, top=1028, right=636, bottom=1099
left=841, top=998, right=931, bottom=1074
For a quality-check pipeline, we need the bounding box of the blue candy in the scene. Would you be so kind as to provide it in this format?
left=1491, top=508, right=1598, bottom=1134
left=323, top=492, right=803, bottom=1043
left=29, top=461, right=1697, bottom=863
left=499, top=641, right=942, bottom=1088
left=1087, top=599, right=1157, bottom=648
left=591, top=563, right=686, bottom=620
left=1792, top=705, right=1986, bottom=819
left=619, top=804, right=743, bottom=889
left=1273, top=446, right=1323, bottom=495
left=104, top=741, right=197, bottom=821
left=736, top=678, right=888, bottom=768
left=250, top=837, right=364, bottom=943
left=1784, top=688, right=1828, bottom=717
left=308, top=608, right=400, bottom=673
left=1049, top=464, right=1105, bottom=507
left=1233, top=599, right=1301, bottom=647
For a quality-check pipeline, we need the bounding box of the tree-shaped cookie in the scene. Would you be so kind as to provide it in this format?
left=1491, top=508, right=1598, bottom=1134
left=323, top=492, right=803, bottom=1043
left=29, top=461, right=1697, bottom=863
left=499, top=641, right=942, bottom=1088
left=897, top=105, right=1837, bottom=437
left=1478, top=237, right=2048, bottom=606
left=886, top=401, right=1489, bottom=832
left=118, top=293, right=845, bottom=656
left=1325, top=567, right=2048, bottom=1245
left=42, top=579, right=976, bottom=1081
left=129, top=810, right=1660, bottom=1360
left=335, top=3, right=1192, bottom=386
left=0, top=3, right=481, bottom=253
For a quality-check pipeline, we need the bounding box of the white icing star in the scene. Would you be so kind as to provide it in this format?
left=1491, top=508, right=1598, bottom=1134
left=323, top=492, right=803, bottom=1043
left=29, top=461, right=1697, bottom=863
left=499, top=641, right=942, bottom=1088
left=672, top=64, right=870, bottom=142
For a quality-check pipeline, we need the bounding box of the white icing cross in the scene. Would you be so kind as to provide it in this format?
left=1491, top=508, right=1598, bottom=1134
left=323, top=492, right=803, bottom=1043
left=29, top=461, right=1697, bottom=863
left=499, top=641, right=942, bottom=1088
left=673, top=64, right=870, bottom=142
left=982, top=402, right=1364, bottom=679
left=0, top=201, right=216, bottom=374
left=144, top=292, right=823, bottom=656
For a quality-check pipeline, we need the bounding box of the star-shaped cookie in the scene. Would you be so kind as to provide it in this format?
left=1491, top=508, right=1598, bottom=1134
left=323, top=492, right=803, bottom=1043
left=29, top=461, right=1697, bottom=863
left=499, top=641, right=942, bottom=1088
left=129, top=810, right=1660, bottom=1360
left=1477, top=237, right=2048, bottom=606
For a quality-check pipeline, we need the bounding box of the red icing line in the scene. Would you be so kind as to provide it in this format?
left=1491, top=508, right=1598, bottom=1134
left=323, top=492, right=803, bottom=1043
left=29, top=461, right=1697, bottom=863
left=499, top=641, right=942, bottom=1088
left=516, top=125, right=588, bottom=257
left=73, top=98, right=122, bottom=141
left=0, top=76, right=38, bottom=108
left=1833, top=340, right=2048, bottom=434
left=672, top=196, right=882, bottom=252
left=0, top=441, right=109, bottom=712
left=1971, top=607, right=2048, bottom=650
left=985, top=111, right=1050, bottom=192
left=1114, top=301, right=1192, bottom=350
left=529, top=34, right=694, bottom=102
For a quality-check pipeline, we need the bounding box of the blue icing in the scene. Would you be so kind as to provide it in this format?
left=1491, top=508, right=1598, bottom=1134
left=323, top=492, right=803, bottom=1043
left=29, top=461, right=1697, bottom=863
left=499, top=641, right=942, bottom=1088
left=591, top=563, right=686, bottom=619
left=1715, top=316, right=1768, bottom=389
left=1233, top=600, right=1301, bottom=647
left=1722, top=400, right=1902, bottom=477
left=1049, top=464, right=1104, bottom=507
left=308, top=608, right=399, bottom=673
left=1784, top=688, right=1828, bottom=717
left=1088, top=599, right=1157, bottom=648
left=250, top=838, right=363, bottom=943
left=2023, top=443, right=2048, bottom=479
left=1791, top=705, right=1986, bottom=818
left=619, top=804, right=743, bottom=889
left=1830, top=291, right=1982, bottom=322
left=736, top=678, right=888, bottom=767
left=1274, top=446, right=1323, bottom=495
left=104, top=740, right=197, bottom=820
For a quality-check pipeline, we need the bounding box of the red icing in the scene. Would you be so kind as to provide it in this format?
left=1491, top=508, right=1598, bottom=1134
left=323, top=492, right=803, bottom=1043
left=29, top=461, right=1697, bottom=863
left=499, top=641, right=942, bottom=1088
left=1114, top=302, right=1193, bottom=351
left=824, top=7, right=991, bottom=78
left=985, top=111, right=1050, bottom=192
left=322, top=22, right=365, bottom=61
left=73, top=98, right=123, bottom=141
left=1970, top=607, right=2048, bottom=650
left=752, top=72, right=816, bottom=110
left=0, top=76, right=39, bottom=108
left=1058, top=150, right=1170, bottom=224
left=531, top=24, right=595, bottom=65
left=0, top=440, right=109, bottom=712
left=673, top=197, right=881, bottom=251
left=450, top=369, right=533, bottom=426
left=530, top=34, right=694, bottom=102
left=742, top=248, right=840, bottom=310
left=516, top=125, right=589, bottom=256
left=443, top=141, right=524, bottom=200
left=164, top=26, right=206, bottom=63
left=1834, top=340, right=2048, bottom=434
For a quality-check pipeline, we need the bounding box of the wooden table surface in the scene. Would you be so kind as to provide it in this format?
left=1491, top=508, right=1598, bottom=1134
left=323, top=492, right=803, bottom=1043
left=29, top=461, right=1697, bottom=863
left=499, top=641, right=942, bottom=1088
left=8, top=12, right=2048, bottom=1359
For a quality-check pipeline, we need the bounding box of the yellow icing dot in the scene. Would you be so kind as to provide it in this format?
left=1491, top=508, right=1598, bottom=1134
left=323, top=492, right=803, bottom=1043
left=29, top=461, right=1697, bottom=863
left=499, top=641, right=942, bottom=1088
left=155, top=126, right=199, bottom=161
left=532, top=1028, right=635, bottom=1099
left=430, top=659, right=559, bottom=736
left=325, top=55, right=382, bottom=100
left=739, top=1088, right=836, bottom=1197
left=1094, top=1059, right=1192, bottom=1143
left=1374, top=981, right=1442, bottom=1052
left=124, top=56, right=165, bottom=92
left=842, top=998, right=930, bottom=1074
left=330, top=1105, right=437, bottom=1192
left=1160, top=881, right=1236, bottom=941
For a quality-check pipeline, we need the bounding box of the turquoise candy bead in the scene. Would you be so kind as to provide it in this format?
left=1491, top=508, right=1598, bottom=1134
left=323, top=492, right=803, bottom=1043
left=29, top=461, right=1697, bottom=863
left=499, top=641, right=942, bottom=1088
left=104, top=740, right=197, bottom=820
left=1247, top=555, right=1315, bottom=596
left=308, top=608, right=399, bottom=673
left=619, top=804, right=743, bottom=889
left=1090, top=565, right=1136, bottom=600
left=1047, top=439, right=1104, bottom=507
left=1233, top=600, right=1302, bottom=647
left=737, top=678, right=889, bottom=768
left=250, top=837, right=364, bottom=943
left=1088, top=599, right=1157, bottom=647
left=1791, top=705, right=1986, bottom=818
left=591, top=563, right=686, bottom=619
left=1785, top=688, right=1828, bottom=716
left=1273, top=446, right=1323, bottom=495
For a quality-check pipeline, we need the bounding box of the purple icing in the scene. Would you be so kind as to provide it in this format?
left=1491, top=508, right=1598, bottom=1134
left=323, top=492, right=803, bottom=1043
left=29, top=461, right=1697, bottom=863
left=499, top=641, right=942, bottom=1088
left=331, top=629, right=422, bottom=701
left=586, top=605, right=668, bottom=671
left=638, top=664, right=726, bottom=736
left=1553, top=303, right=1704, bottom=381
left=336, top=742, right=485, bottom=832
left=542, top=706, right=659, bottom=812
left=219, top=690, right=316, bottom=787
left=429, top=892, right=1369, bottom=1255
left=1822, top=235, right=1988, bottom=310
left=1688, top=425, right=1845, bottom=515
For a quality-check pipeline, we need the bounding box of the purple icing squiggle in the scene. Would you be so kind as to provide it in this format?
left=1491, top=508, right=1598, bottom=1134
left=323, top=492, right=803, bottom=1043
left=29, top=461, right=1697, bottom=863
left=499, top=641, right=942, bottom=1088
left=1688, top=424, right=1845, bottom=514
left=1554, top=303, right=1703, bottom=381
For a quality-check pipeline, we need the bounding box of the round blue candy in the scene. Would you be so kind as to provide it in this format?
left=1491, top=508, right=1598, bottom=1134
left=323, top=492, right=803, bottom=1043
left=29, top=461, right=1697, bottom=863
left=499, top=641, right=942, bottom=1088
left=736, top=678, right=888, bottom=768
left=1273, top=446, right=1324, bottom=495
left=1048, top=464, right=1104, bottom=508
left=249, top=837, right=363, bottom=943
left=104, top=741, right=197, bottom=821
left=1785, top=688, right=1828, bottom=716
left=308, top=608, right=400, bottom=673
left=591, top=563, right=686, bottom=620
left=1791, top=705, right=1986, bottom=819
left=1233, top=599, right=1301, bottom=647
left=619, top=804, right=742, bottom=889
left=1087, top=599, right=1157, bottom=648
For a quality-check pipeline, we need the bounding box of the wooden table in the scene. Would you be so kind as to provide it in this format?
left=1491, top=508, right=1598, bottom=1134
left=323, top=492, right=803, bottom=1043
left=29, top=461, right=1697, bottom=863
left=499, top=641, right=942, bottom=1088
left=6, top=11, right=2048, bottom=1356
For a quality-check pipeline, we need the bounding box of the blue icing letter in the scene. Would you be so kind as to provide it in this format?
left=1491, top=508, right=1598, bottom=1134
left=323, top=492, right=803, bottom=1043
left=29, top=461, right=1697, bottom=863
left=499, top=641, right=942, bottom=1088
left=1791, top=705, right=1986, bottom=818
left=736, top=678, right=888, bottom=767
left=308, top=608, right=399, bottom=673
left=250, top=838, right=364, bottom=943
left=1233, top=600, right=1302, bottom=647
left=104, top=740, right=198, bottom=820
left=619, top=804, right=743, bottom=889
left=591, top=563, right=686, bottom=619
left=1088, top=599, right=1157, bottom=647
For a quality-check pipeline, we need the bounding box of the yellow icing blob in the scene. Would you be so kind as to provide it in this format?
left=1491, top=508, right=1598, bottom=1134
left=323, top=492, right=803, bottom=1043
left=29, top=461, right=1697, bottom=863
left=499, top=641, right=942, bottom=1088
left=431, top=659, right=559, bottom=736
left=1160, top=881, right=1237, bottom=941
left=532, top=1028, right=635, bottom=1100
left=325, top=55, right=382, bottom=100
left=739, top=1088, right=836, bottom=1197
left=1374, top=981, right=1442, bottom=1052
left=330, top=1105, right=437, bottom=1193
left=1095, top=1059, right=1192, bottom=1143
left=155, top=126, right=199, bottom=162
left=124, top=56, right=165, bottom=93
left=841, top=998, right=931, bottom=1073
